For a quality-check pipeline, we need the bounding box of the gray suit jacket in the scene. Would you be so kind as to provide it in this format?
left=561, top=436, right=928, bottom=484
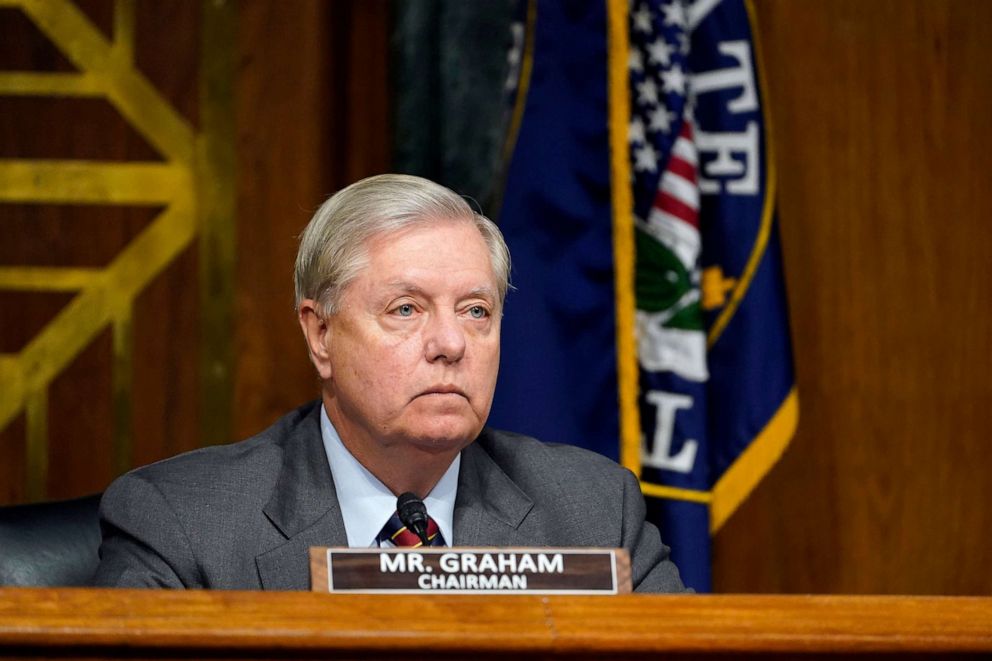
left=95, top=402, right=686, bottom=592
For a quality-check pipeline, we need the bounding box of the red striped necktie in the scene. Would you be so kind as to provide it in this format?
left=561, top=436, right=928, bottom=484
left=376, top=511, right=445, bottom=548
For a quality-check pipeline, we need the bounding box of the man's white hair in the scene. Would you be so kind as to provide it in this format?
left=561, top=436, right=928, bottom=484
left=294, top=173, right=511, bottom=315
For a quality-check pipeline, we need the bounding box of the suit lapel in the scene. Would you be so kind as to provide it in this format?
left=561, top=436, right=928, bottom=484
left=453, top=436, right=535, bottom=547
left=256, top=404, right=348, bottom=590
left=256, top=418, right=543, bottom=587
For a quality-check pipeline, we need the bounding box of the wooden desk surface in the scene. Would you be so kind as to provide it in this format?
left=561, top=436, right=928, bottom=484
left=0, top=588, right=990, bottom=658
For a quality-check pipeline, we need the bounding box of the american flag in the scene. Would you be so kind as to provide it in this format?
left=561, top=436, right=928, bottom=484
left=629, top=0, right=701, bottom=278
left=629, top=0, right=797, bottom=594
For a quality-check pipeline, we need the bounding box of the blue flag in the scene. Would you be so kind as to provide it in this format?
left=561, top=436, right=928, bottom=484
left=489, top=0, right=621, bottom=457
left=489, top=0, right=796, bottom=592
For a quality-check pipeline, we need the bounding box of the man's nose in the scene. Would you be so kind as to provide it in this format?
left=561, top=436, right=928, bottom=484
left=424, top=311, right=467, bottom=364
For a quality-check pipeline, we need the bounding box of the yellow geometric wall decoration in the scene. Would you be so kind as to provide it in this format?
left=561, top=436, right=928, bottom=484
left=0, top=0, right=235, bottom=500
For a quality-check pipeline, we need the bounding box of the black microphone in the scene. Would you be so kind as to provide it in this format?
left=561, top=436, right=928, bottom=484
left=396, top=492, right=431, bottom=546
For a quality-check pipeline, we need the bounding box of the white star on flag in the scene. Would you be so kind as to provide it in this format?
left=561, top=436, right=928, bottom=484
left=636, top=78, right=659, bottom=105
left=649, top=106, right=674, bottom=133
left=632, top=6, right=653, bottom=33
left=647, top=37, right=672, bottom=66
left=662, top=64, right=686, bottom=94
left=629, top=117, right=646, bottom=144
left=634, top=143, right=658, bottom=172
left=661, top=1, right=686, bottom=27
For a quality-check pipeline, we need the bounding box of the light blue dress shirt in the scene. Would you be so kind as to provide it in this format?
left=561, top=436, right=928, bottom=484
left=320, top=405, right=459, bottom=547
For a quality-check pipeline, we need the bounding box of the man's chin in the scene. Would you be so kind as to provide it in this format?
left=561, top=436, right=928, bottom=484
left=401, top=418, right=483, bottom=454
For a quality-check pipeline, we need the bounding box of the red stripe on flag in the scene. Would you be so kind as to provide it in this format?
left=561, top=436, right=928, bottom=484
left=666, top=156, right=696, bottom=184
left=654, top=191, right=699, bottom=227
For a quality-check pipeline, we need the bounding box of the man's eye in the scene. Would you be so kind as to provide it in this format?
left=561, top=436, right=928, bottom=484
left=468, top=306, right=488, bottom=319
left=395, top=304, right=415, bottom=317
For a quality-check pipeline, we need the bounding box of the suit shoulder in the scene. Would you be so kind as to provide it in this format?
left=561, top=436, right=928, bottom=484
left=116, top=401, right=319, bottom=496
left=476, top=427, right=631, bottom=487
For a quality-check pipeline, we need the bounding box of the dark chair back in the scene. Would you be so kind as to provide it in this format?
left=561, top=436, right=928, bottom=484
left=0, top=494, right=102, bottom=587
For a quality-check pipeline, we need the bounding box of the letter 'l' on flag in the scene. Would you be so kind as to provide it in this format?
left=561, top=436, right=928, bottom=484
left=489, top=0, right=797, bottom=592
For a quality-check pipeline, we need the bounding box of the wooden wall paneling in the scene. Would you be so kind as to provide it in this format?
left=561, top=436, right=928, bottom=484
left=0, top=0, right=229, bottom=503
left=0, top=0, right=177, bottom=500
left=0, top=414, right=25, bottom=504
left=1, top=0, right=392, bottom=504
left=233, top=0, right=391, bottom=439
left=46, top=328, right=113, bottom=499
left=712, top=0, right=992, bottom=594
left=129, top=243, right=200, bottom=469
left=197, top=0, right=236, bottom=449
left=233, top=0, right=336, bottom=438
left=336, top=0, right=392, bottom=183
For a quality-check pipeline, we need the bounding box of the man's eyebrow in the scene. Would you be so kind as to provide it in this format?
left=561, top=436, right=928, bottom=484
left=383, top=282, right=497, bottom=300
left=466, top=286, right=497, bottom=301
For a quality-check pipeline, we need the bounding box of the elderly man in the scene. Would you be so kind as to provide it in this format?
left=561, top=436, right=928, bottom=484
left=95, top=174, right=686, bottom=592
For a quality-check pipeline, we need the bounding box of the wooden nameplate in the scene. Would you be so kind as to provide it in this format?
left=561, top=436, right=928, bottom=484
left=310, top=547, right=631, bottom=595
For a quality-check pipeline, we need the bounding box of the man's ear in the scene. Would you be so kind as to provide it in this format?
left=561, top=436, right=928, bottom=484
left=298, top=299, right=333, bottom=380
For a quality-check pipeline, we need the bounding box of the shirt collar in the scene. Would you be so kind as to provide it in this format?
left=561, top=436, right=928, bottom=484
left=320, top=405, right=459, bottom=547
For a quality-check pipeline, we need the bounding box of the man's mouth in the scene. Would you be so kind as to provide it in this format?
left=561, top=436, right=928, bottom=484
left=418, top=385, right=467, bottom=399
